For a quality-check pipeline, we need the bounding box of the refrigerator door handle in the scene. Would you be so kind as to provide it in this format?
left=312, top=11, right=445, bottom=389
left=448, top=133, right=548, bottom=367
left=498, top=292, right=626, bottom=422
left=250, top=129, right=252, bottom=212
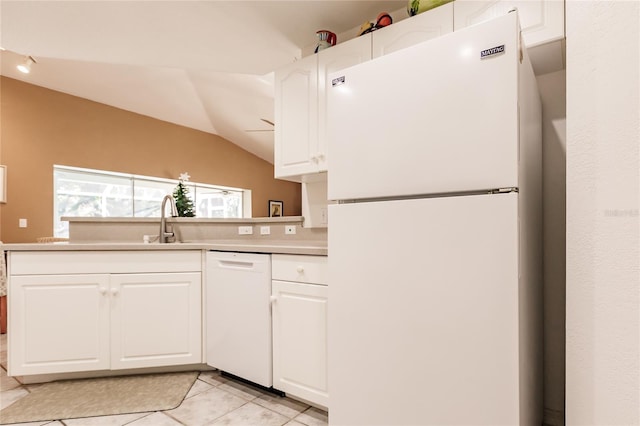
left=490, top=187, right=519, bottom=194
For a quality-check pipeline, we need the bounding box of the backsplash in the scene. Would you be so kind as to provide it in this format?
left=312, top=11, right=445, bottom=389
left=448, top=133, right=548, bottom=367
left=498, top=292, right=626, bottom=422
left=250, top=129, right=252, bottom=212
left=65, top=217, right=327, bottom=245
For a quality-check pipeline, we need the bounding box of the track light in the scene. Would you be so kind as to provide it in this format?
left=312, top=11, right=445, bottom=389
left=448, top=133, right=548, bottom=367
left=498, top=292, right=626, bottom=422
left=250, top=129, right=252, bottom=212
left=17, top=56, right=35, bottom=74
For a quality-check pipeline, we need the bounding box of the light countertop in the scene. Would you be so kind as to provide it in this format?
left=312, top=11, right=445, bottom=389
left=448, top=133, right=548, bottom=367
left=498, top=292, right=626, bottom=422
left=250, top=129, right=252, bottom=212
left=1, top=240, right=327, bottom=256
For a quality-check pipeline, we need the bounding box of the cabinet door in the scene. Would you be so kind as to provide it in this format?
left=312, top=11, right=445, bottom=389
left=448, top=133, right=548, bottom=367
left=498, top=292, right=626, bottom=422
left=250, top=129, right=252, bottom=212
left=272, top=280, right=328, bottom=408
left=274, top=54, right=319, bottom=180
left=110, top=272, right=201, bottom=369
left=453, top=0, right=564, bottom=47
left=372, top=2, right=454, bottom=58
left=317, top=34, right=372, bottom=172
left=9, top=274, right=110, bottom=376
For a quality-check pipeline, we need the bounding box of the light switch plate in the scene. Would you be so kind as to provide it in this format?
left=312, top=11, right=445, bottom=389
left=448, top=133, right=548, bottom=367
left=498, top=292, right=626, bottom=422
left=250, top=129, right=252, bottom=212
left=238, top=226, right=253, bottom=235
left=19, top=218, right=27, bottom=228
left=320, top=208, right=328, bottom=224
left=260, top=226, right=271, bottom=235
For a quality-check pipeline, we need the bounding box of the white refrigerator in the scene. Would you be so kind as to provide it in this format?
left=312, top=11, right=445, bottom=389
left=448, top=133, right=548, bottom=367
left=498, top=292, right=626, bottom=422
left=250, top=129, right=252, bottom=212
left=327, top=12, right=543, bottom=426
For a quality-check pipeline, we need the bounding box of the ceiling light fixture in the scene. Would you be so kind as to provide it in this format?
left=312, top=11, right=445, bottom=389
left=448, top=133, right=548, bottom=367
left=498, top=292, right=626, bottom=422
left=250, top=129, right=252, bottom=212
left=17, top=56, right=36, bottom=74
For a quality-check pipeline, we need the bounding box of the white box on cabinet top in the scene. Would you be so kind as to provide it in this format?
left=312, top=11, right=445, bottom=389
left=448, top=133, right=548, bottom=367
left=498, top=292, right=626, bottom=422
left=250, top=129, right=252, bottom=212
left=8, top=251, right=202, bottom=376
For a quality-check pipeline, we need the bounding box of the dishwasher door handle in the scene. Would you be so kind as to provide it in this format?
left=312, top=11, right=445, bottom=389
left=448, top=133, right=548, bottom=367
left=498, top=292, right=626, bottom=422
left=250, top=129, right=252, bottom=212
left=217, top=260, right=257, bottom=270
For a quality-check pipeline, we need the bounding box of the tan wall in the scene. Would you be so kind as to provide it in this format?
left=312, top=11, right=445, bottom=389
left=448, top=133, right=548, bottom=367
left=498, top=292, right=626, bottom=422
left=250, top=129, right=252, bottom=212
left=0, top=77, right=301, bottom=243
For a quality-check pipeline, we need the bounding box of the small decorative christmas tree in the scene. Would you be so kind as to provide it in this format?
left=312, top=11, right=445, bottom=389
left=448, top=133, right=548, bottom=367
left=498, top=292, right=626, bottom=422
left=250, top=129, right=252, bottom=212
left=173, top=173, right=195, bottom=217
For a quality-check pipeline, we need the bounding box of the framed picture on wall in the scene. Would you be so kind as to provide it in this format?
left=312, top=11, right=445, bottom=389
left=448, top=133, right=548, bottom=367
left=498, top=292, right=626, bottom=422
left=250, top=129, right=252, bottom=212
left=269, top=200, right=283, bottom=217
left=0, top=165, right=6, bottom=204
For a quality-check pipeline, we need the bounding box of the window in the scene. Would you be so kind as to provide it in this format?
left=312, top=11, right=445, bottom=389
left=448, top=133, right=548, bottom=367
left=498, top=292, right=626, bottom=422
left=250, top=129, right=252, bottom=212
left=54, top=165, right=248, bottom=237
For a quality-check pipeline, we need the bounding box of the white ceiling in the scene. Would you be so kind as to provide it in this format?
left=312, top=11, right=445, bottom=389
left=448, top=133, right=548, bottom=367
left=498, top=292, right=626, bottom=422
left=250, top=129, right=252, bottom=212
left=0, top=0, right=407, bottom=163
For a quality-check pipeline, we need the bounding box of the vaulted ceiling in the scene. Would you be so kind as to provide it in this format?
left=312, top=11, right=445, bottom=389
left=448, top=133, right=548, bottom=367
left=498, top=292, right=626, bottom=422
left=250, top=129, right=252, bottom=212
left=0, top=1, right=407, bottom=163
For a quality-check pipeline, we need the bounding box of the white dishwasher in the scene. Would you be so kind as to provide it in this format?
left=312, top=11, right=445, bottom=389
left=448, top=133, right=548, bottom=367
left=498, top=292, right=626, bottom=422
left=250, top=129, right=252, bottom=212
left=206, top=251, right=272, bottom=387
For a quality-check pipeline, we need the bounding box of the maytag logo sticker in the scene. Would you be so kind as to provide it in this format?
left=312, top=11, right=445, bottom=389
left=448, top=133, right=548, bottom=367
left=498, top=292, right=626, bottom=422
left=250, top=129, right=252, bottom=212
left=332, top=76, right=345, bottom=87
left=480, top=45, right=505, bottom=59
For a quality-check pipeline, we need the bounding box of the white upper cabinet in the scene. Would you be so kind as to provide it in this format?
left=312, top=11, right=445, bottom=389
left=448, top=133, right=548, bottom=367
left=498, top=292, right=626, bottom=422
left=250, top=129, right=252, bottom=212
left=453, top=0, right=564, bottom=47
left=274, top=3, right=454, bottom=182
left=317, top=33, right=372, bottom=173
left=373, top=2, right=454, bottom=58
left=275, top=0, right=562, bottom=181
left=275, top=36, right=371, bottom=181
left=274, top=54, right=319, bottom=180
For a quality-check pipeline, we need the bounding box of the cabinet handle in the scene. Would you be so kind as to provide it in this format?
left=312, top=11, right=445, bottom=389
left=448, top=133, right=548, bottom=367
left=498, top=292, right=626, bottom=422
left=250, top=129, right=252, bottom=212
left=311, top=155, right=319, bottom=163
left=296, top=266, right=304, bottom=273
left=270, top=295, right=277, bottom=303
left=99, top=287, right=108, bottom=295
left=111, top=288, right=119, bottom=296
left=317, top=152, right=325, bottom=160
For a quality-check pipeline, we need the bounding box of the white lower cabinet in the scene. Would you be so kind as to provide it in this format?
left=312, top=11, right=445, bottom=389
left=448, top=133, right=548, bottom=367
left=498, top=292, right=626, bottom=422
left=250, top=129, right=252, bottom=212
left=8, top=251, right=202, bottom=377
left=9, top=274, right=111, bottom=375
left=271, top=254, right=328, bottom=408
left=110, top=273, right=202, bottom=370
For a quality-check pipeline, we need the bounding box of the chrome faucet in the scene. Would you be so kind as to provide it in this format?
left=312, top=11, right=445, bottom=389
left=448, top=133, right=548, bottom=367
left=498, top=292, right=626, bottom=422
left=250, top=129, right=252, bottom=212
left=160, top=194, right=178, bottom=243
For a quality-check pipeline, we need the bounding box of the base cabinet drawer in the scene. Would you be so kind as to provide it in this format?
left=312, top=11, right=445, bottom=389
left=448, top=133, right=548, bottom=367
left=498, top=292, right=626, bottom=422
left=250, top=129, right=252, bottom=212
left=272, top=254, right=328, bottom=285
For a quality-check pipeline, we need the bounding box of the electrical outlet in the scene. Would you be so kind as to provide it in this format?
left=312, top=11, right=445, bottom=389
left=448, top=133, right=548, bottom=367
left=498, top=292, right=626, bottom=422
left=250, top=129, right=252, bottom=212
left=320, top=207, right=328, bottom=224
left=285, top=225, right=296, bottom=235
left=238, top=226, right=253, bottom=235
left=260, top=226, right=271, bottom=235
left=19, top=218, right=27, bottom=228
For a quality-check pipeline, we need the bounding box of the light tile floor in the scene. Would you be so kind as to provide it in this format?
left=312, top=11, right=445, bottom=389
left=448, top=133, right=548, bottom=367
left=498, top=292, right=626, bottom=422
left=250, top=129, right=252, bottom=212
left=0, top=334, right=328, bottom=426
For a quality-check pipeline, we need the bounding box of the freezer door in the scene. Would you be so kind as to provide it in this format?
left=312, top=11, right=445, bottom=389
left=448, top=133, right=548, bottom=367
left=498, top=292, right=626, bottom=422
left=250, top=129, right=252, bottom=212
left=328, top=193, right=520, bottom=425
left=328, top=12, right=520, bottom=200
